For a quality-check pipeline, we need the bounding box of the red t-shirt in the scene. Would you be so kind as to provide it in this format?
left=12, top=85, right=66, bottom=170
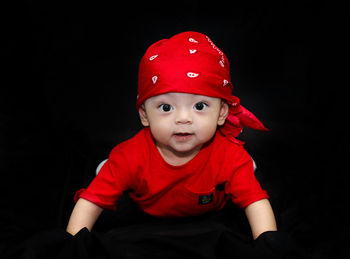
left=75, top=128, right=268, bottom=218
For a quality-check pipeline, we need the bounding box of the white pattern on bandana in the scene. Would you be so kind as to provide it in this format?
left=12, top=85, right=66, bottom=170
left=188, top=37, right=199, bottom=43
left=152, top=76, right=158, bottom=84
left=206, top=36, right=225, bottom=67
left=149, top=55, right=158, bottom=61
left=187, top=72, right=200, bottom=78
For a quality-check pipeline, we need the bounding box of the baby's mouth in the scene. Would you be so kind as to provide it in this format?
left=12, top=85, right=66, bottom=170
left=173, top=132, right=194, bottom=141
left=174, top=132, right=193, bottom=136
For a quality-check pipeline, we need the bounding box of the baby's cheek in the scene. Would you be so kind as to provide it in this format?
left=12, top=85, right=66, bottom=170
left=197, top=121, right=218, bottom=140
left=150, top=124, right=171, bottom=141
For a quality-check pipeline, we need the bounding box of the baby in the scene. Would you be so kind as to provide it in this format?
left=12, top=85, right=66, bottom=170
left=66, top=31, right=277, bottom=240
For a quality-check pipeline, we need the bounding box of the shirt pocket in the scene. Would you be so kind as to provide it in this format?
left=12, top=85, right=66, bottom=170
left=181, top=185, right=226, bottom=216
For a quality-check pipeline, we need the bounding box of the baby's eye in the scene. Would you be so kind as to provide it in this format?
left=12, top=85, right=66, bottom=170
left=194, top=102, right=208, bottom=111
left=159, top=104, right=173, bottom=112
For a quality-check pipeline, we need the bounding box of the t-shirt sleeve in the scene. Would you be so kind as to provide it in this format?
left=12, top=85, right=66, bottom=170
left=74, top=148, right=131, bottom=210
left=225, top=149, right=269, bottom=208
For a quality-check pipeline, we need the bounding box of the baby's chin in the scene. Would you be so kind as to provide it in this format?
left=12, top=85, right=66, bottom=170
left=156, top=140, right=202, bottom=161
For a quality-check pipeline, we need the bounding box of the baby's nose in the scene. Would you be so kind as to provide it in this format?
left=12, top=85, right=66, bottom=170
left=175, top=109, right=193, bottom=124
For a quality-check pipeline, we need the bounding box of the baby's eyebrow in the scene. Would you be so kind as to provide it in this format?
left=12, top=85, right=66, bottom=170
left=193, top=96, right=213, bottom=102
left=154, top=98, right=171, bottom=103
left=154, top=95, right=176, bottom=102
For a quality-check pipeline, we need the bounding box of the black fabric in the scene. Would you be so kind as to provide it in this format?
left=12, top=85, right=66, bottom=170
left=253, top=231, right=309, bottom=259
left=2, top=207, right=308, bottom=259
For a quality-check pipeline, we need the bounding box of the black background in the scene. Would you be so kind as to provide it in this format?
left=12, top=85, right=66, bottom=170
left=1, top=0, right=349, bottom=257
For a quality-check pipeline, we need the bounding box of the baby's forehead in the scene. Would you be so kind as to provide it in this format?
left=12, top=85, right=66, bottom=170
left=145, top=92, right=222, bottom=103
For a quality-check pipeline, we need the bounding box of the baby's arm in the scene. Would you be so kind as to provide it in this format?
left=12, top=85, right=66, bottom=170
left=244, top=199, right=277, bottom=240
left=66, top=198, right=104, bottom=235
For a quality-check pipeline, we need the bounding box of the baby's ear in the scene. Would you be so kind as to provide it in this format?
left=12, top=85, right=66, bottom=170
left=217, top=101, right=229, bottom=126
left=138, top=105, right=150, bottom=127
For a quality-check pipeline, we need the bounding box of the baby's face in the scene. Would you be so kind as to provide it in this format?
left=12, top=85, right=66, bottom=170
left=139, top=92, right=228, bottom=163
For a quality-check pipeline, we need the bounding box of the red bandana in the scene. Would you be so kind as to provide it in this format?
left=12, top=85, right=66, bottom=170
left=137, top=31, right=267, bottom=144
